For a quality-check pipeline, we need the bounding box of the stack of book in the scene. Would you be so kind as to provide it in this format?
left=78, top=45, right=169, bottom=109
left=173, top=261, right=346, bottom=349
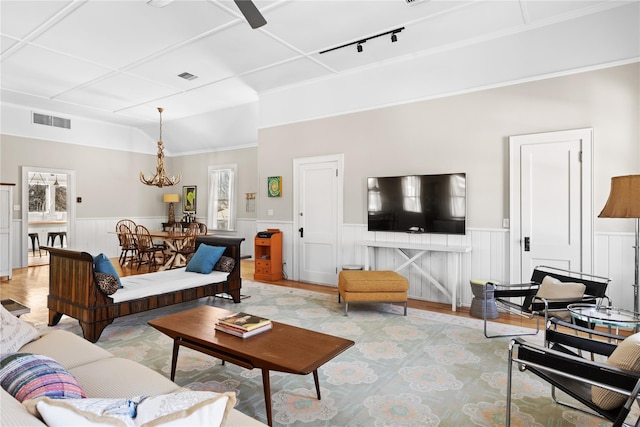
left=215, top=312, right=272, bottom=338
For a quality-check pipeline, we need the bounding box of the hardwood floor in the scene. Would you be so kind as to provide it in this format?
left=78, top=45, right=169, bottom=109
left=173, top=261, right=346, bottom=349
left=1, top=258, right=538, bottom=330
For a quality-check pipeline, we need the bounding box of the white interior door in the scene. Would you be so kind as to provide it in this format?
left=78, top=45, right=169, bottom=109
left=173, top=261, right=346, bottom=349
left=509, top=129, right=593, bottom=282
left=293, top=155, right=343, bottom=285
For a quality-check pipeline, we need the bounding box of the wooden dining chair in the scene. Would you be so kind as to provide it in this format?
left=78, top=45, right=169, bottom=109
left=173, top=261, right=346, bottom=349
left=115, top=219, right=137, bottom=264
left=117, top=223, right=138, bottom=266
left=135, top=224, right=166, bottom=271
left=189, top=222, right=207, bottom=235
left=170, top=226, right=198, bottom=269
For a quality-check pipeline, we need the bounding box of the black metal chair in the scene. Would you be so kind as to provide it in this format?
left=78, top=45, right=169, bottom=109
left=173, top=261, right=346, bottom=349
left=484, top=266, right=611, bottom=338
left=507, top=318, right=640, bottom=426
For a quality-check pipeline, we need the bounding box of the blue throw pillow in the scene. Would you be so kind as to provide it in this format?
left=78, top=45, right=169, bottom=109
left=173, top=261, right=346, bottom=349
left=186, top=244, right=226, bottom=274
left=93, top=253, right=122, bottom=288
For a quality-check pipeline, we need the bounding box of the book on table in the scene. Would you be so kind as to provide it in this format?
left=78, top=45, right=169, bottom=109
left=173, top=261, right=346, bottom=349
left=217, top=312, right=272, bottom=331
left=215, top=322, right=272, bottom=338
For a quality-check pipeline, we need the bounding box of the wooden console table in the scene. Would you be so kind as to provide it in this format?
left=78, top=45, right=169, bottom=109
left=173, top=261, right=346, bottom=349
left=360, top=240, right=471, bottom=311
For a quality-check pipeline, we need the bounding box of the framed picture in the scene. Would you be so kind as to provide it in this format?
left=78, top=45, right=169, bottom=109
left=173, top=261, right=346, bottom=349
left=183, top=186, right=197, bottom=213
left=268, top=176, right=282, bottom=197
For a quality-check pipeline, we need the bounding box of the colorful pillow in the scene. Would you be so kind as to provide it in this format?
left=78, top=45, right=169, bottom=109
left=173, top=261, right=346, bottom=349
left=214, top=256, right=235, bottom=273
left=0, top=304, right=38, bottom=354
left=186, top=244, right=226, bottom=274
left=592, top=332, right=640, bottom=410
left=0, top=353, right=86, bottom=402
left=26, top=391, right=236, bottom=427
left=94, top=272, right=119, bottom=295
left=93, top=253, right=122, bottom=288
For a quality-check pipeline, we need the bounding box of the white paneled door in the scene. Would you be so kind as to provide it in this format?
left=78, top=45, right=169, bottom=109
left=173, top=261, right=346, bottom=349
left=509, top=129, right=593, bottom=282
left=293, top=155, right=343, bottom=285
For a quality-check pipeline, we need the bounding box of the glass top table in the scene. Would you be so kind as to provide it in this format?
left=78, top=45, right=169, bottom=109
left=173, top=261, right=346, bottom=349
left=568, top=304, right=640, bottom=329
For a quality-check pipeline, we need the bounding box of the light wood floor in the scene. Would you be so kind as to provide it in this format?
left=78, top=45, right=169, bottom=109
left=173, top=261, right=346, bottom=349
left=1, top=258, right=538, bottom=330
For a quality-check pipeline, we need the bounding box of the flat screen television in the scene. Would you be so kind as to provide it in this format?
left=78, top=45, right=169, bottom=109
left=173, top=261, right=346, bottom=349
left=367, top=173, right=466, bottom=235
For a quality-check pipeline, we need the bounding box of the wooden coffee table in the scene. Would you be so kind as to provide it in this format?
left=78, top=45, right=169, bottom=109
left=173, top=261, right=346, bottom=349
left=148, top=305, right=354, bottom=426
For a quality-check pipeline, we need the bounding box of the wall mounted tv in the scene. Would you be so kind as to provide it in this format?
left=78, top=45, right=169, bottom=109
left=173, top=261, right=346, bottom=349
left=367, top=173, right=466, bottom=235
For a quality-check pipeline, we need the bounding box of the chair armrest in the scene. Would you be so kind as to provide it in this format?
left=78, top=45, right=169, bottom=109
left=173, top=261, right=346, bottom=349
left=549, top=317, right=627, bottom=340
left=511, top=338, right=640, bottom=394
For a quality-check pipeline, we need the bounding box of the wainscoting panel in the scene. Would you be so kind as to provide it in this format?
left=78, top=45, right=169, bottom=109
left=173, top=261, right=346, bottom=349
left=11, top=218, right=636, bottom=312
left=594, top=232, right=637, bottom=311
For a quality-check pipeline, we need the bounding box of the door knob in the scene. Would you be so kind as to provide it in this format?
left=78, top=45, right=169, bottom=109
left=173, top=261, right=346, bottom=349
left=298, top=227, right=304, bottom=238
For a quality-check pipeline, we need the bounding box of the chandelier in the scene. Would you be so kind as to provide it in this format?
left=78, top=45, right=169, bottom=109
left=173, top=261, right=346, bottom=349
left=140, top=107, right=181, bottom=188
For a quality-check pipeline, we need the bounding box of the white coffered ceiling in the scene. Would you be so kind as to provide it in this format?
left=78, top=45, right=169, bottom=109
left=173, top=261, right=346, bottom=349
left=1, top=0, right=638, bottom=154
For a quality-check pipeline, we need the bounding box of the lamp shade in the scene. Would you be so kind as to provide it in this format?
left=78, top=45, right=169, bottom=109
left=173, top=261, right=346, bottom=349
left=163, top=193, right=180, bottom=203
left=598, top=175, right=640, bottom=218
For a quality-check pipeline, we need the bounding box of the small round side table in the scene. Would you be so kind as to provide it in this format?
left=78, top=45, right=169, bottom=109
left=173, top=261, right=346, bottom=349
left=469, top=279, right=499, bottom=319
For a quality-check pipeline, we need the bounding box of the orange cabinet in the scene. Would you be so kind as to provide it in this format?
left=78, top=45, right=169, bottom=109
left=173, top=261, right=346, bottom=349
left=254, top=229, right=282, bottom=281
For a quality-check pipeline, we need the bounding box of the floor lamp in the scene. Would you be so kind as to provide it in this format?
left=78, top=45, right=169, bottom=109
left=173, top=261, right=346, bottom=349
left=598, top=175, right=640, bottom=313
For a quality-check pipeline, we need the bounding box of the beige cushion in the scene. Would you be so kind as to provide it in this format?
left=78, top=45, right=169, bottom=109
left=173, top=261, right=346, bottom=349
left=0, top=304, right=39, bottom=353
left=592, top=333, right=640, bottom=410
left=20, top=330, right=113, bottom=370
left=536, top=275, right=586, bottom=300
left=69, top=358, right=180, bottom=398
left=1, top=388, right=47, bottom=427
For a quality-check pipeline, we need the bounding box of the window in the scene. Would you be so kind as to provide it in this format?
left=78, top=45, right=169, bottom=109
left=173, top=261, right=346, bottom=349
left=207, top=165, right=236, bottom=231
left=28, top=173, right=66, bottom=213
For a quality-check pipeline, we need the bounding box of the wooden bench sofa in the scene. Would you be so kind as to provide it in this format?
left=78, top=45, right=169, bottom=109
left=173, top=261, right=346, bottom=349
left=47, top=236, right=244, bottom=343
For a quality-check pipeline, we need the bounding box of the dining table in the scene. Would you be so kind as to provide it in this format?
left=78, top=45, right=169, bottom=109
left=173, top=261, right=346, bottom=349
left=146, top=230, right=207, bottom=270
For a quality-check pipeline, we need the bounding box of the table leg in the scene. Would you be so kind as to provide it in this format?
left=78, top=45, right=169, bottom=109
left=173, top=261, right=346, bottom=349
left=171, top=339, right=181, bottom=381
left=261, top=369, right=273, bottom=427
left=313, top=369, right=321, bottom=400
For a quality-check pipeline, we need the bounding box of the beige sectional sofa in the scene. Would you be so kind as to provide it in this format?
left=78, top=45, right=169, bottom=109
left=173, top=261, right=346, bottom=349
left=1, top=328, right=267, bottom=426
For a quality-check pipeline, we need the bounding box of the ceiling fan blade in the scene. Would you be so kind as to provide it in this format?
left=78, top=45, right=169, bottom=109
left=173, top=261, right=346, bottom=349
left=233, top=0, right=267, bottom=29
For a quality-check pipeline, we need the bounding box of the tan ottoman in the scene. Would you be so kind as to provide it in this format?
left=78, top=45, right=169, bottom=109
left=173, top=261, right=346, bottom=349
left=338, top=270, right=409, bottom=315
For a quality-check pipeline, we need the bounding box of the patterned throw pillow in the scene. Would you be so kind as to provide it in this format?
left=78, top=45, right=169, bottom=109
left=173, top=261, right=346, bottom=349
left=94, top=272, right=119, bottom=295
left=93, top=253, right=122, bottom=288
left=0, top=353, right=86, bottom=402
left=214, top=256, right=236, bottom=273
left=0, top=305, right=38, bottom=354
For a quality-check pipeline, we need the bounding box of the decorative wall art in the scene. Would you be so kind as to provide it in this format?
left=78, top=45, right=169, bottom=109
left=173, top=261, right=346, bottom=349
left=268, top=176, right=282, bottom=197
left=183, top=186, right=197, bottom=213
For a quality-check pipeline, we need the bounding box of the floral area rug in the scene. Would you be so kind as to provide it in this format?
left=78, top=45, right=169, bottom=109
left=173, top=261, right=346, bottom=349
left=51, top=280, right=619, bottom=427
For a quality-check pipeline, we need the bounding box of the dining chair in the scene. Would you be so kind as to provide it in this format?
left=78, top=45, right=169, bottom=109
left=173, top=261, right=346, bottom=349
left=135, top=224, right=166, bottom=271
left=170, top=226, right=198, bottom=269
left=117, top=223, right=138, bottom=266
left=189, top=222, right=207, bottom=235
left=116, top=219, right=136, bottom=265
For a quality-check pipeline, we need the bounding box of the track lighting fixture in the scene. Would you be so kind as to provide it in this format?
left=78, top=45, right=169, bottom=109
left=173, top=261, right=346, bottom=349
left=319, top=27, right=404, bottom=55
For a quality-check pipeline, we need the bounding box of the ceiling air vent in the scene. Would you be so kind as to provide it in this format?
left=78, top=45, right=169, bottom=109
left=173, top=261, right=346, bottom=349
left=404, top=0, right=427, bottom=5
left=178, top=72, right=198, bottom=81
left=32, top=112, right=71, bottom=129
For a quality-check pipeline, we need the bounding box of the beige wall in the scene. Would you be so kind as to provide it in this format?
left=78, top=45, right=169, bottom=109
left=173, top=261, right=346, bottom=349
left=258, top=63, right=639, bottom=232
left=2, top=63, right=638, bottom=233
left=170, top=147, right=259, bottom=220
left=0, top=135, right=258, bottom=221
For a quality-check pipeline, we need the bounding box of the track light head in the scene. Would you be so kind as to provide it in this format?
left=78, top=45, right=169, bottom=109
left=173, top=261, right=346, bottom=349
left=391, top=33, right=398, bottom=43
left=357, top=43, right=363, bottom=53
